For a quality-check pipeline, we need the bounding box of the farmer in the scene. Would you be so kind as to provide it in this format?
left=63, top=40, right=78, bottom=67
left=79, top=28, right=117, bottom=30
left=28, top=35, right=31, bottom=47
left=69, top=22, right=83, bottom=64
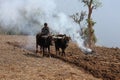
left=41, top=23, right=50, bottom=36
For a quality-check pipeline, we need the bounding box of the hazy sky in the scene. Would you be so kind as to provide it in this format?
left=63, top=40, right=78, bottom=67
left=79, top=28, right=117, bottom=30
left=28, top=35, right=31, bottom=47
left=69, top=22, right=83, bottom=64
left=55, top=0, right=120, bottom=48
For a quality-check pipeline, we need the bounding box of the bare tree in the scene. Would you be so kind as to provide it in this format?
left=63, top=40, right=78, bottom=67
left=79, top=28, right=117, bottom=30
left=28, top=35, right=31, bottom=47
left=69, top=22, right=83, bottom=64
left=70, top=11, right=86, bottom=36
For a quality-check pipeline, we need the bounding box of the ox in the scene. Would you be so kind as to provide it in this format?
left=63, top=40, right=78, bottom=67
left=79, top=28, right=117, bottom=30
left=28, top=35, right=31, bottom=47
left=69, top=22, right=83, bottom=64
left=36, top=33, right=52, bottom=57
left=53, top=34, right=70, bottom=56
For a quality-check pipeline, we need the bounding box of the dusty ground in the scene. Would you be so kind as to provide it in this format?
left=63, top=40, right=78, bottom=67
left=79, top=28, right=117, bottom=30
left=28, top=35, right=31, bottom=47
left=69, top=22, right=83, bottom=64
left=0, top=35, right=120, bottom=80
left=0, top=35, right=101, bottom=80
left=65, top=45, right=120, bottom=80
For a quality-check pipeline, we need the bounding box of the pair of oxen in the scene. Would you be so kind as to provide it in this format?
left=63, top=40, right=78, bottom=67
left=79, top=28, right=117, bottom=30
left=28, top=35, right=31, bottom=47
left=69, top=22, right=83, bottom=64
left=36, top=33, right=70, bottom=57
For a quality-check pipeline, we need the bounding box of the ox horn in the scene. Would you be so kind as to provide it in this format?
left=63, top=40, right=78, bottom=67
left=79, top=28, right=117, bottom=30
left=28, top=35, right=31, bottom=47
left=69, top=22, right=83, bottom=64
left=62, top=34, right=66, bottom=39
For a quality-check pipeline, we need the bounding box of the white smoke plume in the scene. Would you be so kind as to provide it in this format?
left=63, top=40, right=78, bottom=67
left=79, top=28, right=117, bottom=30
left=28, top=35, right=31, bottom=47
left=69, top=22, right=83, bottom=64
left=0, top=0, right=92, bottom=53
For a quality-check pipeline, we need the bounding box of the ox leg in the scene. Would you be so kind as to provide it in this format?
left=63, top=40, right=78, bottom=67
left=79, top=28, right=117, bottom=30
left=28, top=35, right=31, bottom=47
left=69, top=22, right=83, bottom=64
left=56, top=48, right=61, bottom=56
left=42, top=47, right=45, bottom=57
left=56, top=48, right=60, bottom=56
left=55, top=47, right=58, bottom=55
left=62, top=49, right=65, bottom=56
left=40, top=46, right=42, bottom=52
left=48, top=46, right=51, bottom=57
left=36, top=44, right=38, bottom=54
left=58, top=48, right=61, bottom=56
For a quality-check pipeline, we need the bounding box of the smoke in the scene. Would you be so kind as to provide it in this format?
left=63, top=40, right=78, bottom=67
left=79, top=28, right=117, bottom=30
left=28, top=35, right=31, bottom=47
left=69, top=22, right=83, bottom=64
left=0, top=0, right=92, bottom=53
left=0, top=0, right=56, bottom=35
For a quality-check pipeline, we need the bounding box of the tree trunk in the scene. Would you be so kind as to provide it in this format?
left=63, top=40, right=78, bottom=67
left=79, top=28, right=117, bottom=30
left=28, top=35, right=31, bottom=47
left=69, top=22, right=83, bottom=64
left=88, top=0, right=93, bottom=48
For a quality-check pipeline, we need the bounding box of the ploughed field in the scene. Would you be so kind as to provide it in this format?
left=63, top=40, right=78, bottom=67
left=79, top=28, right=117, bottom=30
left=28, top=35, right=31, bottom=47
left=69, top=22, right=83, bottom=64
left=0, top=35, right=120, bottom=80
